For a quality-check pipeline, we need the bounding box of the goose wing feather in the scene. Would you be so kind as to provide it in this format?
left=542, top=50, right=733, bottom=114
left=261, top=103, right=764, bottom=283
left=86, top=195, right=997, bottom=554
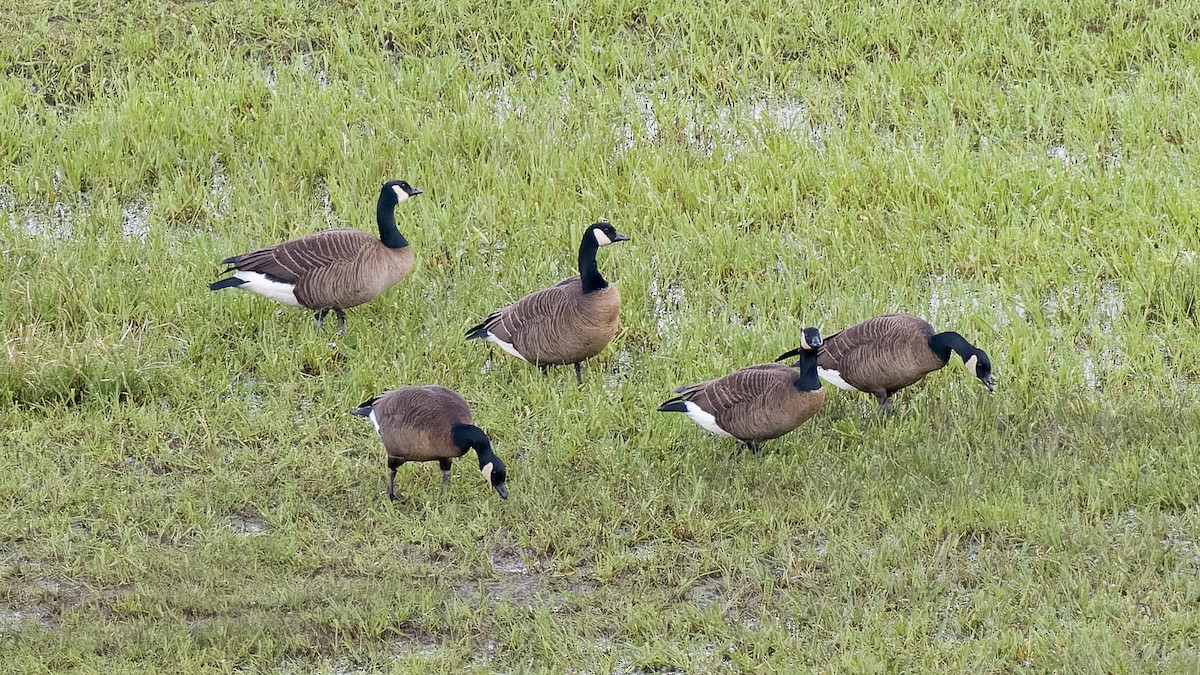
left=225, top=229, right=378, bottom=283
left=819, top=313, right=937, bottom=390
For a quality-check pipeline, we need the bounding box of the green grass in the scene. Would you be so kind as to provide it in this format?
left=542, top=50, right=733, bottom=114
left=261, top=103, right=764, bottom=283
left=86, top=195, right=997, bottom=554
left=3, top=0, right=1200, bottom=671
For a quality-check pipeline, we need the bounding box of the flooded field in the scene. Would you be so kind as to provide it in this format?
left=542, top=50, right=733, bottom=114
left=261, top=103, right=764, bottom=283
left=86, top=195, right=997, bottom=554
left=2, top=0, right=1200, bottom=671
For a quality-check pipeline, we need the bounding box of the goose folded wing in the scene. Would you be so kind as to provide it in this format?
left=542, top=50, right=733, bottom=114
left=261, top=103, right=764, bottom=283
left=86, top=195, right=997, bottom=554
left=677, top=364, right=796, bottom=413
left=370, top=388, right=471, bottom=446
left=485, top=278, right=579, bottom=343
left=819, top=314, right=914, bottom=366
left=230, top=229, right=376, bottom=283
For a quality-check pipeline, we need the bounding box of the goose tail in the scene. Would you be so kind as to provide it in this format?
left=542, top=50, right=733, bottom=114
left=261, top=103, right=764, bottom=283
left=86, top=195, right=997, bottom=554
left=657, top=397, right=688, bottom=413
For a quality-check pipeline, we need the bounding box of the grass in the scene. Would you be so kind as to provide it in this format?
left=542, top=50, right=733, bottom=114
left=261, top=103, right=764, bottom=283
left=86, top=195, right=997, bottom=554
left=2, top=0, right=1200, bottom=671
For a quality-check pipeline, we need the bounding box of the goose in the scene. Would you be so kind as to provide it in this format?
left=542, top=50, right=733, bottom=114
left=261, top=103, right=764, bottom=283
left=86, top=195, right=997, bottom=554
left=352, top=385, right=508, bottom=501
left=465, top=220, right=629, bottom=386
left=209, top=179, right=422, bottom=334
left=659, top=327, right=825, bottom=454
left=801, top=313, right=994, bottom=408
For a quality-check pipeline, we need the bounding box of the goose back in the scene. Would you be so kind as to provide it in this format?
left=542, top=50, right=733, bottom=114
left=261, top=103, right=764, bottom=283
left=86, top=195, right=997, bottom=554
left=818, top=313, right=947, bottom=392
left=480, top=277, right=621, bottom=365
left=225, top=229, right=414, bottom=310
left=366, top=385, right=472, bottom=462
left=673, top=364, right=826, bottom=443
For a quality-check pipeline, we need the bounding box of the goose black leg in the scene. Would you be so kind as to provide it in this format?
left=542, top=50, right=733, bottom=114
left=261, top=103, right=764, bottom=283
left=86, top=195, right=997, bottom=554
left=738, top=440, right=762, bottom=456
left=387, top=457, right=403, bottom=501
left=438, top=458, right=452, bottom=494
left=574, top=362, right=583, bottom=387
left=314, top=309, right=331, bottom=332
left=873, top=390, right=894, bottom=410
left=335, top=309, right=348, bottom=335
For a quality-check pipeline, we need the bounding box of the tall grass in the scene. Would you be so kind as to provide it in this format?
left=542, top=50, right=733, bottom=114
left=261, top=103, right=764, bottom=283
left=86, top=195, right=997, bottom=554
left=2, top=0, right=1199, bottom=671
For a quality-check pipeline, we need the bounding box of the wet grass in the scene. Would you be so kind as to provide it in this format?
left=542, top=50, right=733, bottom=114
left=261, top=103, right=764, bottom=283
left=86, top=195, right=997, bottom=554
left=3, top=0, right=1200, bottom=671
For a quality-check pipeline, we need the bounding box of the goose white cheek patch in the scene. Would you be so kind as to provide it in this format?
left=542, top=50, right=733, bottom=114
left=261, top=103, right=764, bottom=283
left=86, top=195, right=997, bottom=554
left=392, top=185, right=409, bottom=202
left=964, top=355, right=978, bottom=376
left=593, top=229, right=613, bottom=246
left=481, top=462, right=494, bottom=483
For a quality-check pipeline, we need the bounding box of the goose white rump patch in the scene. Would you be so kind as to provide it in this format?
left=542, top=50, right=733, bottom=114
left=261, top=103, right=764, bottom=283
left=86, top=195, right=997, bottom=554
left=368, top=410, right=382, bottom=435
left=485, top=333, right=529, bottom=362
left=684, top=401, right=734, bottom=438
left=233, top=271, right=301, bottom=307
left=818, top=368, right=859, bottom=392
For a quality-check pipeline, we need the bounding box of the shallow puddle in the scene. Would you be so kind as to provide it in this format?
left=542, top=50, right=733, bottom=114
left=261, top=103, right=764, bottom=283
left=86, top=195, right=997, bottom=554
left=121, top=200, right=151, bottom=242
left=648, top=268, right=687, bottom=340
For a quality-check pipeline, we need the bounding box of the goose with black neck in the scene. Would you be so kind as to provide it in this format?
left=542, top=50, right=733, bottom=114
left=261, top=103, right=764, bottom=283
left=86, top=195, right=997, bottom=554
left=805, top=312, right=994, bottom=409
left=352, top=385, right=509, bottom=501
left=209, top=179, right=422, bottom=334
left=466, top=220, right=630, bottom=386
left=659, top=327, right=827, bottom=455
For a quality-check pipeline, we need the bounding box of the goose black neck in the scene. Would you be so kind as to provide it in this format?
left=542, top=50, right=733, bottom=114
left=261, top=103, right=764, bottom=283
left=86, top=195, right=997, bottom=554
left=578, top=231, right=607, bottom=294
left=792, top=351, right=821, bottom=392
left=452, top=423, right=492, bottom=462
left=377, top=196, right=408, bottom=249
left=928, top=331, right=973, bottom=363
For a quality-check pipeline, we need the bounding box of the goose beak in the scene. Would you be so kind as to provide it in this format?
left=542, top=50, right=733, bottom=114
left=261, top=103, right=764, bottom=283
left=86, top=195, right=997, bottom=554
left=982, top=374, right=995, bottom=393
left=494, top=482, right=509, bottom=500
left=409, top=188, right=423, bottom=196
left=613, top=231, right=631, bottom=242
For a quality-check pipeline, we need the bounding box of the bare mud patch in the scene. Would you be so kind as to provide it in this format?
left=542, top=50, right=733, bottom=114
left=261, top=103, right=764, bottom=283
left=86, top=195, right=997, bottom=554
left=0, top=606, right=56, bottom=632
left=687, top=582, right=721, bottom=608
left=488, top=538, right=529, bottom=575
left=450, top=539, right=597, bottom=611
left=231, top=511, right=268, bottom=536
left=389, top=625, right=442, bottom=658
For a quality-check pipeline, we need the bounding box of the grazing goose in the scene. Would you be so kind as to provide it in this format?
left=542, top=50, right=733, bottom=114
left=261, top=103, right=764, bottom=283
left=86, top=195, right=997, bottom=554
left=209, top=179, right=422, bottom=334
left=801, top=313, right=994, bottom=409
left=352, top=385, right=508, bottom=501
left=465, top=220, right=630, bottom=386
left=659, top=327, right=826, bottom=454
